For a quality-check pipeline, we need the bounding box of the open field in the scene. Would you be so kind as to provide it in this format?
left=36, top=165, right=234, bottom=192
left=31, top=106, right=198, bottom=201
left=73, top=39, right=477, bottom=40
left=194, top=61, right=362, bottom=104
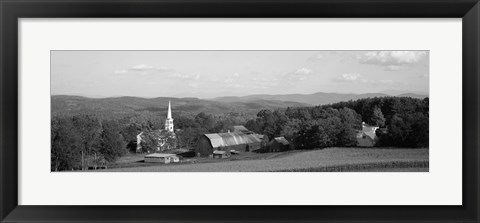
left=99, top=147, right=428, bottom=172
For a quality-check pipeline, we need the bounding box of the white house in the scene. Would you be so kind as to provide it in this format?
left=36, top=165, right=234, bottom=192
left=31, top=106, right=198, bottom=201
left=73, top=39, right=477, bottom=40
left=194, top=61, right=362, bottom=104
left=357, top=122, right=380, bottom=147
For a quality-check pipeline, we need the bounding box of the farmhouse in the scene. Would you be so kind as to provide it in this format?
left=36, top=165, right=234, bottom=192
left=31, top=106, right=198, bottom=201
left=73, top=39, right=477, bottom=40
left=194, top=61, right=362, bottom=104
left=196, top=132, right=263, bottom=157
left=144, top=153, right=180, bottom=164
left=268, top=137, right=290, bottom=152
left=356, top=122, right=379, bottom=147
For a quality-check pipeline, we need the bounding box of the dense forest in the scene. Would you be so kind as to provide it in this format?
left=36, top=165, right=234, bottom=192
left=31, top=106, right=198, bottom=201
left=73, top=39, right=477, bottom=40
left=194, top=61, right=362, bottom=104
left=51, top=96, right=428, bottom=171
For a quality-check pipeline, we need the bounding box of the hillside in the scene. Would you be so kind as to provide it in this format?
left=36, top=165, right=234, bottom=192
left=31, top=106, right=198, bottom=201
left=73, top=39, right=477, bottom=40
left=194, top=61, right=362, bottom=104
left=52, top=91, right=428, bottom=117
left=51, top=95, right=309, bottom=116
left=212, top=92, right=427, bottom=106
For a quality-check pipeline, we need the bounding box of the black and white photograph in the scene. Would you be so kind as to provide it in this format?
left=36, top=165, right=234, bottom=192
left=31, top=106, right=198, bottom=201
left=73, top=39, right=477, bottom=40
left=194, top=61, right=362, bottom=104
left=51, top=50, right=429, bottom=172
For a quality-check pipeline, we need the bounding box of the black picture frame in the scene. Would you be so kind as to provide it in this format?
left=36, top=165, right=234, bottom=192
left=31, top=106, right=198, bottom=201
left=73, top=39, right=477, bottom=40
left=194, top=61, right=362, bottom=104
left=1, top=0, right=479, bottom=222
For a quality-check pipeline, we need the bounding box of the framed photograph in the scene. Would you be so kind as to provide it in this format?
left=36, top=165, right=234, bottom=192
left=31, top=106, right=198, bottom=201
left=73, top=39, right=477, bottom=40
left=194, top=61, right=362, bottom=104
left=1, top=0, right=479, bottom=222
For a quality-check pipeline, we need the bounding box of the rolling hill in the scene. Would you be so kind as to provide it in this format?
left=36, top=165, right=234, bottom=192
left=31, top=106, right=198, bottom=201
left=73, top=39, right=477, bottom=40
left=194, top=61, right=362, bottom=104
left=51, top=95, right=309, bottom=116
left=212, top=92, right=427, bottom=105
left=52, top=91, right=428, bottom=116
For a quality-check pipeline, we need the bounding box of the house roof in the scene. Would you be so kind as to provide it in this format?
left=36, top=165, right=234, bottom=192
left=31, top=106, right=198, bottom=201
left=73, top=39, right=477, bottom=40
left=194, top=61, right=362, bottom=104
left=356, top=132, right=375, bottom=141
left=361, top=122, right=379, bottom=139
left=145, top=153, right=177, bottom=158
left=273, top=137, right=289, bottom=145
left=204, top=132, right=262, bottom=148
left=362, top=122, right=379, bottom=129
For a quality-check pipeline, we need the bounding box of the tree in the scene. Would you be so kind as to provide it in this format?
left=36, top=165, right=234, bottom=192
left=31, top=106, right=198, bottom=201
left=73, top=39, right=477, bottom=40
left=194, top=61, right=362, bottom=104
left=71, top=115, right=102, bottom=156
left=51, top=116, right=82, bottom=171
left=337, top=108, right=362, bottom=146
left=370, top=106, right=386, bottom=127
left=195, top=112, right=216, bottom=132
left=245, top=119, right=261, bottom=133
left=98, top=120, right=126, bottom=162
left=255, top=109, right=289, bottom=139
left=121, top=122, right=142, bottom=153
left=294, top=122, right=331, bottom=150
left=280, top=118, right=302, bottom=144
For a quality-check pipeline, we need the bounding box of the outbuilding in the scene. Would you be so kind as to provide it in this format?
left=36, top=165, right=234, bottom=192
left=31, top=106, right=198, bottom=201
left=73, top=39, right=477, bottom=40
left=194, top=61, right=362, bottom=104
left=268, top=137, right=290, bottom=152
left=144, top=153, right=180, bottom=164
left=213, top=150, right=230, bottom=159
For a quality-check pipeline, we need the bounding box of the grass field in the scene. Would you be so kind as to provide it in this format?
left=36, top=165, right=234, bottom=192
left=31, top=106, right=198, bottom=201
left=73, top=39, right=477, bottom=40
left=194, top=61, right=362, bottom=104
left=100, top=147, right=428, bottom=172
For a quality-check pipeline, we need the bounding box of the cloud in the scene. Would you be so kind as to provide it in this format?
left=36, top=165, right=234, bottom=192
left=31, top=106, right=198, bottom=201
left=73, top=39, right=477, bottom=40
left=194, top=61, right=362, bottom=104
left=334, top=73, right=395, bottom=85
left=307, top=54, right=325, bottom=62
left=114, top=69, right=128, bottom=74
left=130, top=64, right=155, bottom=71
left=114, top=64, right=203, bottom=82
left=356, top=51, right=428, bottom=71
left=281, top=67, right=313, bottom=81
left=384, top=65, right=403, bottom=71
left=171, top=73, right=191, bottom=79
left=334, top=73, right=362, bottom=82
left=420, top=73, right=429, bottom=78
left=188, top=82, right=199, bottom=88
left=223, top=72, right=241, bottom=83
left=114, top=64, right=173, bottom=75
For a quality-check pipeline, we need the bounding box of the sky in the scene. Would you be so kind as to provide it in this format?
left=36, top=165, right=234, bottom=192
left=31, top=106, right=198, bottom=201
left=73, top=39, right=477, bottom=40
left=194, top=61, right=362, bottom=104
left=51, top=51, right=429, bottom=98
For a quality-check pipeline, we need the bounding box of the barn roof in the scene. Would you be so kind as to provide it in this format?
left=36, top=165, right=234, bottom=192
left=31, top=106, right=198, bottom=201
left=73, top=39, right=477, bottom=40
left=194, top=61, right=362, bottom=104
left=231, top=125, right=254, bottom=134
left=204, top=132, right=262, bottom=148
left=273, top=137, right=289, bottom=145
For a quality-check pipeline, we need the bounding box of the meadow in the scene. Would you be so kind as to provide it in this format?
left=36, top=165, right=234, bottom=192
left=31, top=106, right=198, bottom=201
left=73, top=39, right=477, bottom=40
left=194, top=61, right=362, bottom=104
left=101, top=147, right=429, bottom=172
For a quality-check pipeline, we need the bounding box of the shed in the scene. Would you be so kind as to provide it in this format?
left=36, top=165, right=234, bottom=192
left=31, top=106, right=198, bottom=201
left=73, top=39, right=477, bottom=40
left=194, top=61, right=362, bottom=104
left=196, top=132, right=263, bottom=157
left=144, top=153, right=180, bottom=164
left=213, top=150, right=230, bottom=159
left=268, top=137, right=290, bottom=152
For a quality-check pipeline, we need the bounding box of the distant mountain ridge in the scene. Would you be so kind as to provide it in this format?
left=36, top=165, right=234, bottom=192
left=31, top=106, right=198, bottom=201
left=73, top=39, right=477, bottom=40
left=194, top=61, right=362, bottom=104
left=51, top=95, right=309, bottom=116
left=212, top=92, right=427, bottom=106
left=52, top=92, right=428, bottom=116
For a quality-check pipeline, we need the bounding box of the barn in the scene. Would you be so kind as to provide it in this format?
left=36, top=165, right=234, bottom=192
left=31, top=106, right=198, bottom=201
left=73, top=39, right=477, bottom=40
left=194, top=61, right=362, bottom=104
left=144, top=153, right=180, bottom=164
left=196, top=132, right=263, bottom=157
left=268, top=137, right=290, bottom=152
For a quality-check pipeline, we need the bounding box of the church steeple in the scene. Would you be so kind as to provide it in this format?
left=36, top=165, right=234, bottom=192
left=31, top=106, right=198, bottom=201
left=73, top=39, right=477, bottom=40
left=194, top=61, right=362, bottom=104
left=165, top=100, right=174, bottom=133
left=167, top=100, right=172, bottom=119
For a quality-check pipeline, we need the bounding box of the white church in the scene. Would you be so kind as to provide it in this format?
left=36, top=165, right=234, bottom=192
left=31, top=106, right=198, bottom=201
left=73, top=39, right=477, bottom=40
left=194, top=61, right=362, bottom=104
left=136, top=101, right=177, bottom=153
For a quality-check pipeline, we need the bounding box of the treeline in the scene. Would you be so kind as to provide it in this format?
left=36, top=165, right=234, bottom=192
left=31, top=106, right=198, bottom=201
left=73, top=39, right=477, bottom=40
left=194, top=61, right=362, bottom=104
left=329, top=96, right=429, bottom=147
left=51, top=96, right=428, bottom=171
left=51, top=111, right=251, bottom=171
left=51, top=115, right=126, bottom=171
left=245, top=96, right=429, bottom=150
